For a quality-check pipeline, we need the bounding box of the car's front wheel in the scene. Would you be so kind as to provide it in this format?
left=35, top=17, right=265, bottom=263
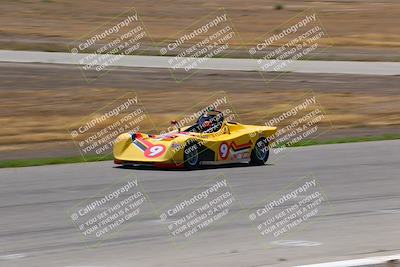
left=250, top=137, right=270, bottom=165
left=184, top=140, right=200, bottom=169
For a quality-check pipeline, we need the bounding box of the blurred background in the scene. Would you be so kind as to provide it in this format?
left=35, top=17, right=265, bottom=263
left=0, top=0, right=399, bottom=162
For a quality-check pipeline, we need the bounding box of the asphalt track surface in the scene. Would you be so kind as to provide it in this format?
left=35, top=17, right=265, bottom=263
left=1, top=140, right=399, bottom=267
left=1, top=50, right=400, bottom=75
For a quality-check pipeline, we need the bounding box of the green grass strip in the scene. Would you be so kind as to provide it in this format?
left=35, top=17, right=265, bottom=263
left=0, top=134, right=399, bottom=168
left=0, top=155, right=113, bottom=168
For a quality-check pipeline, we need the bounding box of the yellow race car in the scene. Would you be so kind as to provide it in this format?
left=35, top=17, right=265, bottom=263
left=113, top=110, right=277, bottom=169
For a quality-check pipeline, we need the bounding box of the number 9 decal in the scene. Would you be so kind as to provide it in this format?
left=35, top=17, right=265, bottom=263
left=219, top=142, right=230, bottom=160
left=144, top=144, right=166, bottom=158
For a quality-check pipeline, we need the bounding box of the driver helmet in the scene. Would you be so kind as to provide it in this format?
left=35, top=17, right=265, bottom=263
left=200, top=114, right=213, bottom=129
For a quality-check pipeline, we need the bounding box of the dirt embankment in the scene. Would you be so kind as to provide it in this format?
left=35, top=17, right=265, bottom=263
left=0, top=62, right=399, bottom=160
left=1, top=0, right=400, bottom=61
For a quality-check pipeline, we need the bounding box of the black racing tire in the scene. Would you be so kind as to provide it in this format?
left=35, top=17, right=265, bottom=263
left=250, top=137, right=270, bottom=165
left=184, top=140, right=200, bottom=169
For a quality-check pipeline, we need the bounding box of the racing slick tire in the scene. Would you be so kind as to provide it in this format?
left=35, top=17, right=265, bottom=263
left=250, top=137, right=270, bottom=165
left=184, top=140, right=200, bottom=169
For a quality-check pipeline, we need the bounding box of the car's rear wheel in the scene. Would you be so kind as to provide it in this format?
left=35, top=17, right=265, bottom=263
left=184, top=140, right=200, bottom=169
left=250, top=137, right=270, bottom=165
